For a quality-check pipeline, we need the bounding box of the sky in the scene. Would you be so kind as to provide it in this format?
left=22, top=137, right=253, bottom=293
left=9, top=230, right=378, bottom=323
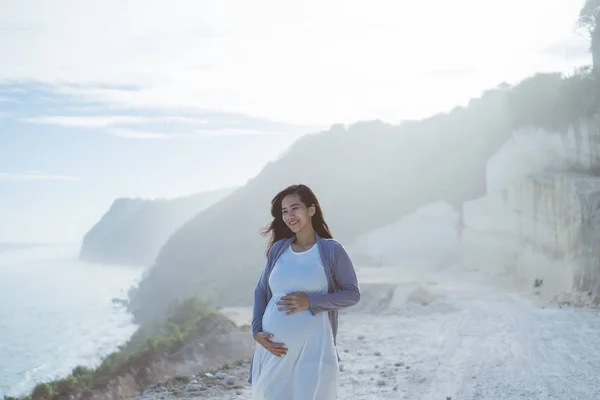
left=0, top=0, right=592, bottom=242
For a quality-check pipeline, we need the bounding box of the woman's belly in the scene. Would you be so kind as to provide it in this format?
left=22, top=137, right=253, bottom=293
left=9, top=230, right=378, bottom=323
left=261, top=294, right=327, bottom=349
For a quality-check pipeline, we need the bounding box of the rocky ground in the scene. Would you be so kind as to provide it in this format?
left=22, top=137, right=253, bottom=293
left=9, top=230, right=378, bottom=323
left=129, top=261, right=600, bottom=400
left=129, top=360, right=253, bottom=400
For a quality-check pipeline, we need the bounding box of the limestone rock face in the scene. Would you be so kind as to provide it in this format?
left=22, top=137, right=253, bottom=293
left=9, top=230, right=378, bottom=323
left=462, top=119, right=600, bottom=300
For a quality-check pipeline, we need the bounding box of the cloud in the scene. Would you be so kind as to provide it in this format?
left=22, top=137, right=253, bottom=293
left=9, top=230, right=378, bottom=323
left=0, top=86, right=27, bottom=94
left=19, top=113, right=279, bottom=139
left=107, top=127, right=281, bottom=140
left=21, top=115, right=208, bottom=128
left=107, top=128, right=188, bottom=139
left=0, top=172, right=81, bottom=181
left=0, top=0, right=590, bottom=125
left=196, top=128, right=273, bottom=136
left=0, top=96, right=17, bottom=103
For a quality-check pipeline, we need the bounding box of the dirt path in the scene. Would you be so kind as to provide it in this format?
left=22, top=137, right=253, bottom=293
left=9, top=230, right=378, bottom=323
left=336, top=291, right=600, bottom=399
left=132, top=263, right=600, bottom=400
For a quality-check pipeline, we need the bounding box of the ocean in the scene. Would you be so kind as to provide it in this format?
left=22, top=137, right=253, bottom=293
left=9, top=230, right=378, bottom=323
left=0, top=244, right=145, bottom=398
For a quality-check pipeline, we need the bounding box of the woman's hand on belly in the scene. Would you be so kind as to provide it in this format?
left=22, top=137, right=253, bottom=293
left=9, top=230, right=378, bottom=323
left=276, top=291, right=309, bottom=316
left=254, top=332, right=288, bottom=357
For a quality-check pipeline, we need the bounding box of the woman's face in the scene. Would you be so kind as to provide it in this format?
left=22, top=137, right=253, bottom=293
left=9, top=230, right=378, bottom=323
left=281, top=193, right=315, bottom=233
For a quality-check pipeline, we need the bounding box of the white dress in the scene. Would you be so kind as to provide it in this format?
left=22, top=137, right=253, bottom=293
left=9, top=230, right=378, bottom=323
left=251, top=244, right=339, bottom=400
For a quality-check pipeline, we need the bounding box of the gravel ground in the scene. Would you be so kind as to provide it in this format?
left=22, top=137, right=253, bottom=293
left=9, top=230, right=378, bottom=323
left=130, top=263, right=600, bottom=400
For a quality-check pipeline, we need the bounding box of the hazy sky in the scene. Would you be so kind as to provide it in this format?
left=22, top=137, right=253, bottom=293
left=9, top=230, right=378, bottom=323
left=0, top=0, right=592, bottom=242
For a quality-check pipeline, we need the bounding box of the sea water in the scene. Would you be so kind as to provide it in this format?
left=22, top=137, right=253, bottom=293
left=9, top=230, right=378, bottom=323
left=0, top=244, right=144, bottom=397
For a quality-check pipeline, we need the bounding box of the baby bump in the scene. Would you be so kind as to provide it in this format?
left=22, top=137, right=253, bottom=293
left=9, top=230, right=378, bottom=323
left=261, top=296, right=323, bottom=347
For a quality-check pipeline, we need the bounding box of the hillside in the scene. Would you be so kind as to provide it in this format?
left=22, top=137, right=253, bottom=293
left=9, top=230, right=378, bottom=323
left=126, top=84, right=515, bottom=323
left=79, top=188, right=234, bottom=266
left=3, top=298, right=255, bottom=400
left=127, top=64, right=600, bottom=324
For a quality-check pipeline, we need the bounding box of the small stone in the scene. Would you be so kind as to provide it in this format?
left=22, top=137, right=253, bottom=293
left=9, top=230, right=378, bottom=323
left=377, top=380, right=386, bottom=386
left=225, top=376, right=236, bottom=385
left=394, top=361, right=404, bottom=367
left=215, top=371, right=228, bottom=380
left=374, top=351, right=382, bottom=356
left=185, top=383, right=201, bottom=393
left=173, top=375, right=189, bottom=384
left=339, top=364, right=345, bottom=372
left=143, top=383, right=162, bottom=394
left=358, top=335, right=366, bottom=340
left=358, top=369, right=364, bottom=375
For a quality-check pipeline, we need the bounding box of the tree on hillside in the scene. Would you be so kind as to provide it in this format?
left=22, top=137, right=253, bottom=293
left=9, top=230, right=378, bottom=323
left=560, top=65, right=600, bottom=118
left=578, top=0, right=600, bottom=72
left=505, top=73, right=564, bottom=130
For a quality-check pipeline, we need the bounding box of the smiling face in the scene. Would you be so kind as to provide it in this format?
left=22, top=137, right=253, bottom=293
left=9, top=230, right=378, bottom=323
left=281, top=193, right=315, bottom=234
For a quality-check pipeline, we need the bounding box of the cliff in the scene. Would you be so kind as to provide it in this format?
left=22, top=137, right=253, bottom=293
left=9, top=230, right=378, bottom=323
left=461, top=118, right=600, bottom=303
left=5, top=299, right=254, bottom=400
left=127, top=85, right=514, bottom=323
left=346, top=201, right=460, bottom=267
left=79, top=188, right=234, bottom=266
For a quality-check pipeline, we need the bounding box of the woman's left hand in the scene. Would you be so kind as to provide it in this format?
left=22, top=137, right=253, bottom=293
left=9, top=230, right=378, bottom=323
left=277, top=292, right=309, bottom=315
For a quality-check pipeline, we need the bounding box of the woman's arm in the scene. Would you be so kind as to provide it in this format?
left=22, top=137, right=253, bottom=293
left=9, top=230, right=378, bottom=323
left=307, top=242, right=360, bottom=314
left=251, top=257, right=271, bottom=337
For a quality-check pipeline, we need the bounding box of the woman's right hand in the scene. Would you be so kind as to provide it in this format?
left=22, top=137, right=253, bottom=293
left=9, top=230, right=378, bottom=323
left=254, top=332, right=288, bottom=357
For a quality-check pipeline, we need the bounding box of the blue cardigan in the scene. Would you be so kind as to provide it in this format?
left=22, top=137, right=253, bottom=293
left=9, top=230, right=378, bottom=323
left=248, top=233, right=361, bottom=383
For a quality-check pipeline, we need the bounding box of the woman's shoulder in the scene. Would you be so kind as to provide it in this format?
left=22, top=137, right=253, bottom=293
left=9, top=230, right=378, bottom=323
left=319, top=238, right=353, bottom=268
left=268, top=238, right=293, bottom=256
left=319, top=237, right=346, bottom=252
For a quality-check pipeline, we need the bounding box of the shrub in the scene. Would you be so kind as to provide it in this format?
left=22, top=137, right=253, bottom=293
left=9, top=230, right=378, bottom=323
left=30, top=383, right=52, bottom=400
left=54, top=376, right=78, bottom=395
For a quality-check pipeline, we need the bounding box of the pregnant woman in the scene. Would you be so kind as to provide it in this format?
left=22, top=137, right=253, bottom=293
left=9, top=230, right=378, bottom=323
left=249, top=184, right=361, bottom=399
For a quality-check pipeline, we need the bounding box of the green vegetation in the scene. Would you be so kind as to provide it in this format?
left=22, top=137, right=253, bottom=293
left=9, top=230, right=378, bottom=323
left=506, top=66, right=599, bottom=132
left=4, top=296, right=215, bottom=400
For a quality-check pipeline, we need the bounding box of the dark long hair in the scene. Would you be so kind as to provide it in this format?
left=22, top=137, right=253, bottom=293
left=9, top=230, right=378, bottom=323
left=261, top=184, right=333, bottom=254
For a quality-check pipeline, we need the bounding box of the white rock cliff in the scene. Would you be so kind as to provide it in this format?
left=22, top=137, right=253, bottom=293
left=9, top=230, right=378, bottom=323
left=463, top=118, right=600, bottom=302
